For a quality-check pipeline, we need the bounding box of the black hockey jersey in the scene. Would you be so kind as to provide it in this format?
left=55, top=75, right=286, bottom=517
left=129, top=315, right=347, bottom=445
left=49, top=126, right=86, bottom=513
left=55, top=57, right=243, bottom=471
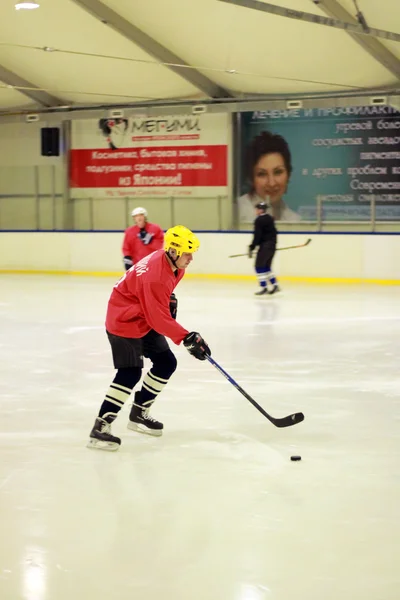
left=249, top=214, right=277, bottom=251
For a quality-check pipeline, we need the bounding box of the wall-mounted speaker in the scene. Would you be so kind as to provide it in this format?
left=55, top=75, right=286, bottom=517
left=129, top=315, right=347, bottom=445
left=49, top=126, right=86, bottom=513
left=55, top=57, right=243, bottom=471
left=369, top=96, right=387, bottom=105
left=41, top=127, right=60, bottom=156
left=192, top=104, right=207, bottom=114
left=108, top=109, right=125, bottom=118
left=286, top=100, right=303, bottom=109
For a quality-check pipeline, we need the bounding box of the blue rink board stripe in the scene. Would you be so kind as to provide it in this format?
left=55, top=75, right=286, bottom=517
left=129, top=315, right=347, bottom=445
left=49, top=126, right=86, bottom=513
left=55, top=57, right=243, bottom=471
left=1, top=230, right=400, bottom=236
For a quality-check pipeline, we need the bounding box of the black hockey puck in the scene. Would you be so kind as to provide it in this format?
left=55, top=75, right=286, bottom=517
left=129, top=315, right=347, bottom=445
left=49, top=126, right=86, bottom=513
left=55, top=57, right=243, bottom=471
left=290, top=455, right=301, bottom=461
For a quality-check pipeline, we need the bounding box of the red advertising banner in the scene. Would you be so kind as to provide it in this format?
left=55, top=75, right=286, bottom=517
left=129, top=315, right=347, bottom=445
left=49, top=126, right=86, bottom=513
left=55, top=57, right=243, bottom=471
left=70, top=145, right=227, bottom=188
left=70, top=114, right=229, bottom=198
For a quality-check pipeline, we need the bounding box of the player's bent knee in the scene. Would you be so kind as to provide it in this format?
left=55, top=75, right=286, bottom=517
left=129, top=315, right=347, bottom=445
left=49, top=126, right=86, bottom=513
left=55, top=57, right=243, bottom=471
left=152, top=350, right=177, bottom=379
left=115, top=367, right=142, bottom=389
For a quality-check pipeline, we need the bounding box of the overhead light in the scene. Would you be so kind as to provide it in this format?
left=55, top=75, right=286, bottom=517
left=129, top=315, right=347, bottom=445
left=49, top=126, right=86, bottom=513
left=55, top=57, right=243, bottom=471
left=15, top=2, right=40, bottom=10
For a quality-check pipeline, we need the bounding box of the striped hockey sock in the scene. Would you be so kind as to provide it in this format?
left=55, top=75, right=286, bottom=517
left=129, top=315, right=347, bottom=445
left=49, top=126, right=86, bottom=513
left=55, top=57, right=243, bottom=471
left=255, top=267, right=268, bottom=288
left=138, top=370, right=169, bottom=408
left=267, top=270, right=277, bottom=285
left=98, top=368, right=141, bottom=419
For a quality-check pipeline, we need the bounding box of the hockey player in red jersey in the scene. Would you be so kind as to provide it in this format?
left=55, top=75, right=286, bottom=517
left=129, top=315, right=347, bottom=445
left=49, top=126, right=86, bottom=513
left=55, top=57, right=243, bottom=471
left=88, top=225, right=211, bottom=451
left=122, top=206, right=164, bottom=270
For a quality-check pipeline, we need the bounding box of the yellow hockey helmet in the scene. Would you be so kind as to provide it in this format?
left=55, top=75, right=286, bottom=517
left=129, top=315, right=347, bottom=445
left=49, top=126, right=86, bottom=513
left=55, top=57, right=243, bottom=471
left=164, top=225, right=200, bottom=257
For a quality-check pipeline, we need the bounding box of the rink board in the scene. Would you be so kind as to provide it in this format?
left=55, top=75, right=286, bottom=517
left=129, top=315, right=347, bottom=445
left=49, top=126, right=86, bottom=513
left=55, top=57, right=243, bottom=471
left=0, top=231, right=400, bottom=284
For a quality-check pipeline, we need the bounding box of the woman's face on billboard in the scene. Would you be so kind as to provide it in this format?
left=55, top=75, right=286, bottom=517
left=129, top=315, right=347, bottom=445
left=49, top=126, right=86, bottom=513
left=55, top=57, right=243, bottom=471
left=253, top=152, right=289, bottom=204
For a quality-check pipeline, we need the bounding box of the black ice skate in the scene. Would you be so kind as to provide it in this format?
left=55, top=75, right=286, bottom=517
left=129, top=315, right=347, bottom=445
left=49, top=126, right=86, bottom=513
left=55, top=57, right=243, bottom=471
left=254, top=287, right=268, bottom=296
left=128, top=392, right=163, bottom=437
left=268, top=284, right=280, bottom=295
left=87, top=414, right=121, bottom=451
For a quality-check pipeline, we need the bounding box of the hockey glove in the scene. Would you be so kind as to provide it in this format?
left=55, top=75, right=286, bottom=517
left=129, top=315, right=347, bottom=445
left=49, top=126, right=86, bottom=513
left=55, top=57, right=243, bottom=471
left=183, top=332, right=211, bottom=361
left=123, top=256, right=133, bottom=271
left=142, top=232, right=154, bottom=245
left=169, top=293, right=178, bottom=319
left=248, top=246, right=254, bottom=259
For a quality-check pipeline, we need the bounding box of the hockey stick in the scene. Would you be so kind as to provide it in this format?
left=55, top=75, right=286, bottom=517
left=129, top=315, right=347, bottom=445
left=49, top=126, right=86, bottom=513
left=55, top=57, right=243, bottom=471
left=228, top=238, right=312, bottom=258
left=228, top=252, right=252, bottom=258
left=206, top=355, right=304, bottom=428
left=278, top=238, right=312, bottom=252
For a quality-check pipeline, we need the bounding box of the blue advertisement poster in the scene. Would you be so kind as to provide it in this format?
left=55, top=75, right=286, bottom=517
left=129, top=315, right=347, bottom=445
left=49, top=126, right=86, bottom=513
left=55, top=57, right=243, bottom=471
left=239, top=106, right=400, bottom=223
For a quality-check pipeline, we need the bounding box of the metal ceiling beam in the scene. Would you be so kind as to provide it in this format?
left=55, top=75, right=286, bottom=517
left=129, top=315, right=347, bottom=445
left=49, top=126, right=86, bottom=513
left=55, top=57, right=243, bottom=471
left=71, top=0, right=233, bottom=99
left=218, top=0, right=400, bottom=79
left=0, top=64, right=62, bottom=107
left=1, top=88, right=398, bottom=124
left=218, top=0, right=400, bottom=42
left=318, top=0, right=400, bottom=80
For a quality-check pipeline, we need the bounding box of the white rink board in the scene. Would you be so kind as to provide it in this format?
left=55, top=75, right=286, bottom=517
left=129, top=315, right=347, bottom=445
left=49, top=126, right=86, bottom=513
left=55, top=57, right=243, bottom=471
left=1, top=232, right=400, bottom=281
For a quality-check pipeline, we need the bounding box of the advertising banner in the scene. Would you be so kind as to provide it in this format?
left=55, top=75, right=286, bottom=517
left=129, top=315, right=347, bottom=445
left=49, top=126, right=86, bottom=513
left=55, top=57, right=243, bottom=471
left=70, top=113, right=229, bottom=198
left=239, top=106, right=400, bottom=223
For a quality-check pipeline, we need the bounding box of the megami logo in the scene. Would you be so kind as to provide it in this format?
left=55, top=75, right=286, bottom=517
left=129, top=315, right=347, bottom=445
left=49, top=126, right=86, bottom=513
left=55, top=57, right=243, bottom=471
left=131, top=117, right=201, bottom=134
left=97, top=115, right=202, bottom=150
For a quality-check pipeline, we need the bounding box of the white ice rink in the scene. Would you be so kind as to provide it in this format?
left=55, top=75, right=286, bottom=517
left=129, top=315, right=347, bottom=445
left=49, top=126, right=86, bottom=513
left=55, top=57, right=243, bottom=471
left=0, top=275, right=399, bottom=600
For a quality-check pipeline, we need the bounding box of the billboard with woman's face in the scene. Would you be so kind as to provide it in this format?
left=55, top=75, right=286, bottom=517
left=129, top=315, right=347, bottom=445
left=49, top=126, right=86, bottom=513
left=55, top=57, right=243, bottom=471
left=239, top=106, right=400, bottom=224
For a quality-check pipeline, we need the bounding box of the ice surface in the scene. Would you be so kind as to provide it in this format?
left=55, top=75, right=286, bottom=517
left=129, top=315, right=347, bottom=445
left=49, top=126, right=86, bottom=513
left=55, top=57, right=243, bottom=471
left=0, top=275, right=399, bottom=600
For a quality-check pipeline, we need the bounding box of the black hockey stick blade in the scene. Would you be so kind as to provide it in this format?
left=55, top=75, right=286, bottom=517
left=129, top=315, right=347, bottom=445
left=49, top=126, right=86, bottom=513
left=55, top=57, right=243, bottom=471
left=207, top=355, right=305, bottom=428
left=228, top=253, right=248, bottom=258
left=270, top=411, right=305, bottom=428
left=240, top=390, right=304, bottom=428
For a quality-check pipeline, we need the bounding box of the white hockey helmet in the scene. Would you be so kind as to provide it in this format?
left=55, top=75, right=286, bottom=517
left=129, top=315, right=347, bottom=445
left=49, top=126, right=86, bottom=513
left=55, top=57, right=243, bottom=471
left=131, top=206, right=148, bottom=218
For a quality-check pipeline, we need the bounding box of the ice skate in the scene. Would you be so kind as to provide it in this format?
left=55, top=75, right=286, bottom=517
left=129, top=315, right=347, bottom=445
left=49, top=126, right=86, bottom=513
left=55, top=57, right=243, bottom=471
left=254, top=287, right=268, bottom=296
left=128, top=392, right=163, bottom=437
left=268, top=284, right=280, bottom=295
left=87, top=414, right=121, bottom=451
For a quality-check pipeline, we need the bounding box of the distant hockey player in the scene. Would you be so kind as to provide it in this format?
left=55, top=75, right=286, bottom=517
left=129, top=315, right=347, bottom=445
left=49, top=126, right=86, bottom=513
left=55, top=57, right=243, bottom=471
left=88, top=225, right=211, bottom=451
left=122, top=207, right=164, bottom=271
left=248, top=201, right=279, bottom=296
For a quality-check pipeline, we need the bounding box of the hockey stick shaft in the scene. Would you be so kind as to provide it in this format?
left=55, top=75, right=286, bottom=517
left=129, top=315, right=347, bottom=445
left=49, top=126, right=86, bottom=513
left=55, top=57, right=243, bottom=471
left=207, top=355, right=272, bottom=418
left=206, top=355, right=304, bottom=428
left=277, top=238, right=312, bottom=252
left=229, top=239, right=311, bottom=258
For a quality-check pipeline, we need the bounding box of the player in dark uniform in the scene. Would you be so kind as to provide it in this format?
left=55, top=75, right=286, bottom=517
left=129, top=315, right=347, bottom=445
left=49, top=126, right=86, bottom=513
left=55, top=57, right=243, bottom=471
left=248, top=202, right=279, bottom=296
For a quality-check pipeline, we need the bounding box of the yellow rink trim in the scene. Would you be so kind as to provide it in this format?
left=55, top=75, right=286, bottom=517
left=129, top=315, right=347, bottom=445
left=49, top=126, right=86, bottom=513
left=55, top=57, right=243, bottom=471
left=1, top=268, right=400, bottom=285
left=188, top=274, right=400, bottom=285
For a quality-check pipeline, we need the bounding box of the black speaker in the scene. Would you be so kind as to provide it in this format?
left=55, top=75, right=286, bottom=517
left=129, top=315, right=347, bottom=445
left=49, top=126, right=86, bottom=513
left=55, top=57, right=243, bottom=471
left=41, top=127, right=60, bottom=156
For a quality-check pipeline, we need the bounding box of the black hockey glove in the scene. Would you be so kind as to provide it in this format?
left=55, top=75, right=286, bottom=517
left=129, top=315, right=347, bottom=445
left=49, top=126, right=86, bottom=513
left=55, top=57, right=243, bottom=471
left=183, top=332, right=211, bottom=361
left=248, top=245, right=254, bottom=259
left=123, top=256, right=133, bottom=271
left=169, top=293, right=178, bottom=319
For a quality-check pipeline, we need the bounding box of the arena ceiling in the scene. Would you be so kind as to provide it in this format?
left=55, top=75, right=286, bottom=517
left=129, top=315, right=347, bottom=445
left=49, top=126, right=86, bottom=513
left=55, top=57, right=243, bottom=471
left=0, top=0, right=399, bottom=112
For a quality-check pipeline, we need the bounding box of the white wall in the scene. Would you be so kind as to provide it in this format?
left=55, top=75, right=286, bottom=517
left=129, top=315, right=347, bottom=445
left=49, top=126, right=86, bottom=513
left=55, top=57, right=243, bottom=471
left=1, top=232, right=400, bottom=282
left=0, top=121, right=65, bottom=229
left=0, top=121, right=63, bottom=167
left=0, top=119, right=233, bottom=231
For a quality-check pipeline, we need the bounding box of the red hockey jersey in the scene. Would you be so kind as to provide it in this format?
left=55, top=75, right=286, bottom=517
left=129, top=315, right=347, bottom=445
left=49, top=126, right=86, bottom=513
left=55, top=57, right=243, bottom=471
left=106, top=249, right=188, bottom=344
left=122, top=222, right=164, bottom=264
